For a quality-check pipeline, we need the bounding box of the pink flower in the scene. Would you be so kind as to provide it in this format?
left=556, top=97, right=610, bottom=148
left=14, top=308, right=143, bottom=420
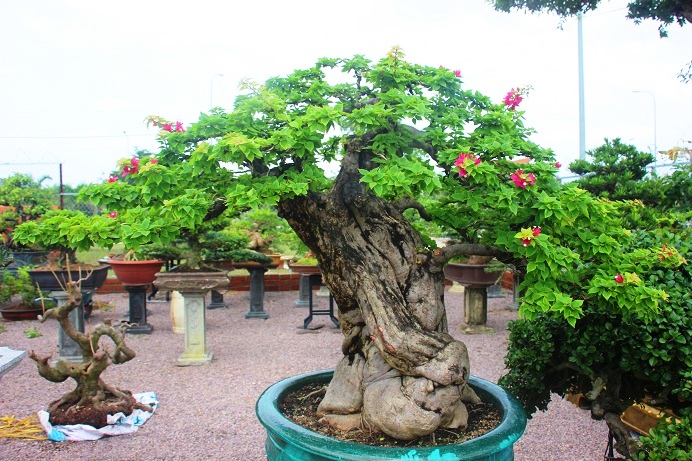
left=162, top=122, right=173, bottom=132
left=108, top=175, right=118, bottom=183
left=503, top=88, right=523, bottom=110
left=121, top=166, right=131, bottom=177
left=150, top=158, right=158, bottom=165
left=554, top=162, right=562, bottom=168
left=109, top=211, right=118, bottom=218
left=532, top=226, right=542, bottom=237
left=614, top=274, right=624, bottom=283
left=520, top=238, right=532, bottom=247
left=510, top=170, right=536, bottom=188
left=131, top=157, right=140, bottom=167
left=175, top=121, right=185, bottom=133
left=453, top=69, right=462, bottom=78
left=454, top=152, right=481, bottom=177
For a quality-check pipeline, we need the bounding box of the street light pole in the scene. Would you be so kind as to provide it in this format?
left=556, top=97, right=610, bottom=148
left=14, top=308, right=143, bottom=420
left=632, top=90, right=657, bottom=156
left=210, top=73, right=224, bottom=109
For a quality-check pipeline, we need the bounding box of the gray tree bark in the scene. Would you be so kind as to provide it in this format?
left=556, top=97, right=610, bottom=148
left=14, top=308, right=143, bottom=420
left=277, top=147, right=481, bottom=440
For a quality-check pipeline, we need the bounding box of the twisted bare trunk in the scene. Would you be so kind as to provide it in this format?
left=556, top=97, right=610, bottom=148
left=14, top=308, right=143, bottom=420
left=277, top=149, right=479, bottom=440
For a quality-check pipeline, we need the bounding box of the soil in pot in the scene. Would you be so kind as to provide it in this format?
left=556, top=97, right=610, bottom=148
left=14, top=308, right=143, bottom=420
left=279, top=383, right=502, bottom=448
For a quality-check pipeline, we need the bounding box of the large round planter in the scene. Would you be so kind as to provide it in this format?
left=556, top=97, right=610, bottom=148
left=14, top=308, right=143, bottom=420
left=444, top=263, right=504, bottom=288
left=28, top=264, right=110, bottom=292
left=106, top=259, right=164, bottom=286
left=256, top=369, right=527, bottom=461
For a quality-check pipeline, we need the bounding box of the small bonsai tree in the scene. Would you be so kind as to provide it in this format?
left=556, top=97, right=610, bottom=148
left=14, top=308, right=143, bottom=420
left=28, top=277, right=151, bottom=427
left=0, top=173, right=56, bottom=252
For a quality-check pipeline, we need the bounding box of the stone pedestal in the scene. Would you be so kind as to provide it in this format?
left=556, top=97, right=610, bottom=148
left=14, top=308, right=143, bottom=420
left=170, top=290, right=184, bottom=334
left=245, top=266, right=269, bottom=319
left=208, top=289, right=228, bottom=309
left=154, top=272, right=229, bottom=366
left=294, top=274, right=310, bottom=308
left=52, top=290, right=84, bottom=362
left=461, top=287, right=494, bottom=334
left=177, top=291, right=212, bottom=366
left=124, top=285, right=152, bottom=334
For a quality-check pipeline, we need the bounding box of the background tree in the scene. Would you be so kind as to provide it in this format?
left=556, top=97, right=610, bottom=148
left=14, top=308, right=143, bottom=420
left=568, top=137, right=659, bottom=202
left=38, top=48, right=687, bottom=457
left=490, top=0, right=692, bottom=80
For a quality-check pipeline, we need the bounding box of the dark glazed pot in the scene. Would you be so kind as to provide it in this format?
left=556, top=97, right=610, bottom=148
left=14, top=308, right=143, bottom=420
left=256, top=369, right=527, bottom=461
left=28, top=264, right=110, bottom=292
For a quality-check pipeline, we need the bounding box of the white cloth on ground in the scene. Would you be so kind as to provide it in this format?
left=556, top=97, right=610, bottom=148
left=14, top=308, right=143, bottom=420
left=37, top=392, right=158, bottom=442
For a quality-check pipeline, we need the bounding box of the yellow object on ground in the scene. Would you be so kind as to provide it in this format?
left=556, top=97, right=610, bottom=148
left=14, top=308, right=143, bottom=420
left=0, top=414, right=47, bottom=440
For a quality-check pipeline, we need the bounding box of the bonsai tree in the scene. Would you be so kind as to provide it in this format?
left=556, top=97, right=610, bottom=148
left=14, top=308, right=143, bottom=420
left=0, top=173, right=56, bottom=252
left=568, top=138, right=660, bottom=203
left=11, top=209, right=118, bottom=268
left=28, top=277, right=151, bottom=427
left=37, top=49, right=687, bottom=455
left=76, top=151, right=239, bottom=270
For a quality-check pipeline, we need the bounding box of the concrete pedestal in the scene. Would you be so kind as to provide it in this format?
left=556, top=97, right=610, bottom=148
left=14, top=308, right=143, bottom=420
left=208, top=289, right=228, bottom=309
left=461, top=286, right=494, bottom=334
left=177, top=291, right=212, bottom=366
left=125, top=285, right=152, bottom=334
left=294, top=274, right=310, bottom=308
left=153, top=272, right=229, bottom=366
left=170, top=290, right=184, bottom=334
left=244, top=266, right=269, bottom=319
left=52, top=290, right=84, bottom=362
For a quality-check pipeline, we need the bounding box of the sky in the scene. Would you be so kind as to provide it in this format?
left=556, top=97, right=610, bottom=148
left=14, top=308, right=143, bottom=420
left=1, top=0, right=690, bottom=187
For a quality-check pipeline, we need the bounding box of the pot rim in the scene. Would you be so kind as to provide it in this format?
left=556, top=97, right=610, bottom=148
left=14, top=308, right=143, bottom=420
left=256, top=369, right=527, bottom=460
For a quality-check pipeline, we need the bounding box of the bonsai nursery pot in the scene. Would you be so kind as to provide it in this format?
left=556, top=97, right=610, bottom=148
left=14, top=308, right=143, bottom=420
left=256, top=369, right=527, bottom=461
left=106, top=259, right=164, bottom=286
left=287, top=263, right=321, bottom=276
left=28, top=264, right=110, bottom=292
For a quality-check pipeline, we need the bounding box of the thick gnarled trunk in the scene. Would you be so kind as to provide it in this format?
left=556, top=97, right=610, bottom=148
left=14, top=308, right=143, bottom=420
left=277, top=156, right=479, bottom=440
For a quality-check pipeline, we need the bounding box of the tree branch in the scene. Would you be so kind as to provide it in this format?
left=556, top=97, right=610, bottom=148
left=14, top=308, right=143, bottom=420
left=393, top=197, right=430, bottom=220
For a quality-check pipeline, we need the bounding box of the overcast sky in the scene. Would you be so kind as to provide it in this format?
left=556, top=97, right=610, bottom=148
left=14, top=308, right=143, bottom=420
left=1, top=0, right=690, bottom=186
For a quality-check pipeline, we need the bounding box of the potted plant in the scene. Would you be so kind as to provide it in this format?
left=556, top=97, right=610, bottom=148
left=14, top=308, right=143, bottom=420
left=0, top=267, right=54, bottom=320
left=127, top=49, right=688, bottom=459
left=28, top=276, right=155, bottom=434
left=11, top=209, right=113, bottom=292
left=0, top=173, right=55, bottom=272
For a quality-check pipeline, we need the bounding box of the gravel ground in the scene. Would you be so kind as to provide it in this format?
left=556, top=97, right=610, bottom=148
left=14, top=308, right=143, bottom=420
left=0, top=287, right=608, bottom=461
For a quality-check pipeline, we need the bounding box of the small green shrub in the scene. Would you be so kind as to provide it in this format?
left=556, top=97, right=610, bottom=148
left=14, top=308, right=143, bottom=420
left=23, top=326, right=42, bottom=339
left=631, top=409, right=692, bottom=461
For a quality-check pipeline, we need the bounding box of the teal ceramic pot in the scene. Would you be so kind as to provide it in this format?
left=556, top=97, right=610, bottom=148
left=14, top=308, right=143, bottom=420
left=256, top=369, right=527, bottom=461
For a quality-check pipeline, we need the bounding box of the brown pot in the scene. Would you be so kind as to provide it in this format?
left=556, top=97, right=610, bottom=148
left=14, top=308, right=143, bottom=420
left=107, top=259, right=164, bottom=286
left=287, top=263, right=321, bottom=275
left=443, top=263, right=503, bottom=288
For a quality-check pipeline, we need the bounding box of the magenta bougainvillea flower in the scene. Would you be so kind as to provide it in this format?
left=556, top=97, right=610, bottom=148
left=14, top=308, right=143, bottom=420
left=516, top=227, right=541, bottom=247
left=510, top=170, right=536, bottom=188
left=108, top=175, right=118, bottom=183
left=175, top=121, right=186, bottom=133
left=503, top=88, right=523, bottom=110
left=454, top=152, right=480, bottom=177
left=109, top=211, right=118, bottom=218
left=161, top=122, right=173, bottom=132
left=453, top=69, right=462, bottom=78
left=554, top=162, right=562, bottom=168
left=614, top=274, right=624, bottom=283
